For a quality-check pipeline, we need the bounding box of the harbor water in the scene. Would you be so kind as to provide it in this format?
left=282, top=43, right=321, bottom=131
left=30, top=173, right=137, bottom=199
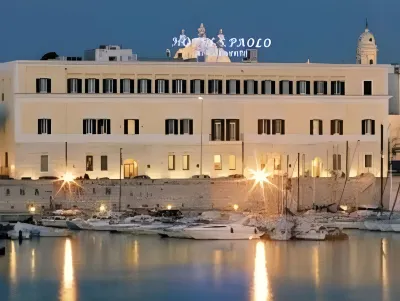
left=0, top=231, right=399, bottom=301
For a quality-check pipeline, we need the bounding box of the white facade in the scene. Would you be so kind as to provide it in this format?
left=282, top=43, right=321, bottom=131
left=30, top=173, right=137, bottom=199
left=84, top=45, right=136, bottom=62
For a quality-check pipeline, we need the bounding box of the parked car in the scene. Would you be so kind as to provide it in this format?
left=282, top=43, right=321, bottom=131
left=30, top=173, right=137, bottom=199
left=133, top=175, right=151, bottom=179
left=228, top=174, right=245, bottom=179
left=192, top=174, right=211, bottom=179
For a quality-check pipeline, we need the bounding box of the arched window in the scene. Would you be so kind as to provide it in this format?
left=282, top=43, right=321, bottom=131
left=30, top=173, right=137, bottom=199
left=369, top=59, right=374, bottom=65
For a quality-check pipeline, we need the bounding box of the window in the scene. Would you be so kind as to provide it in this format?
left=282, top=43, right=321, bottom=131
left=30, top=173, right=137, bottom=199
left=362, top=119, right=375, bottom=135
left=168, top=155, right=175, bottom=170
left=156, top=79, right=169, bottom=93
left=363, top=81, right=372, bottom=96
left=36, top=78, right=51, bottom=93
left=229, top=155, right=236, bottom=170
left=272, top=119, right=285, bottom=135
left=97, top=119, right=111, bottom=134
left=226, top=80, right=240, bottom=95
left=124, top=119, right=139, bottom=135
left=261, top=80, right=275, bottom=95
left=38, top=118, right=51, bottom=134
left=165, top=119, right=178, bottom=135
left=226, top=119, right=239, bottom=141
left=331, top=81, right=345, bottom=95
left=85, top=78, right=99, bottom=94
left=314, top=81, right=327, bottom=95
left=369, top=59, right=374, bottom=65
left=138, top=79, right=151, bottom=93
left=101, top=155, right=108, bottom=171
left=120, top=79, right=134, bottom=93
left=172, top=79, right=186, bottom=94
left=190, top=79, right=204, bottom=94
left=214, top=155, right=222, bottom=170
left=83, top=119, right=97, bottom=134
left=331, top=119, right=343, bottom=135
left=333, top=154, right=342, bottom=171
left=244, top=80, right=258, bottom=94
left=279, top=80, right=293, bottom=95
left=365, top=154, right=372, bottom=168
left=182, top=155, right=190, bottom=170
left=297, top=81, right=310, bottom=95
left=103, top=79, right=117, bottom=93
left=40, top=155, right=48, bottom=172
left=180, top=119, right=193, bottom=135
left=274, top=157, right=281, bottom=170
left=310, top=119, right=323, bottom=135
left=258, top=119, right=271, bottom=135
left=1, top=93, right=4, bottom=101
left=211, top=119, right=224, bottom=141
left=86, top=155, right=93, bottom=171
left=67, top=78, right=82, bottom=93
left=208, top=80, right=222, bottom=94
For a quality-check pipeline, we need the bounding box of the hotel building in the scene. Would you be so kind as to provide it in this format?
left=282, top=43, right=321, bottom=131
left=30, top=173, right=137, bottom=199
left=0, top=24, right=392, bottom=180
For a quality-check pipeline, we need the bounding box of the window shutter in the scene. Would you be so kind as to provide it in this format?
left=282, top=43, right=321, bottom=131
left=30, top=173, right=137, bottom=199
left=267, top=120, right=271, bottom=134
left=313, top=82, right=317, bottom=95
left=38, top=119, right=42, bottom=134
left=362, top=120, right=365, bottom=135
left=279, top=81, right=283, bottom=94
left=211, top=119, right=216, bottom=140
left=47, top=79, right=51, bottom=93
left=130, top=80, right=134, bottom=93
left=190, top=80, right=195, bottom=94
left=340, top=82, right=345, bottom=95
left=323, top=81, right=327, bottom=95
left=36, top=79, right=40, bottom=93
left=95, top=79, right=99, bottom=93
left=67, top=79, right=71, bottom=93
left=189, top=119, right=193, bottom=135
left=236, top=80, right=240, bottom=94
left=226, top=80, right=230, bottom=94
left=208, top=80, right=213, bottom=94
left=306, top=81, right=310, bottom=94
left=113, top=79, right=117, bottom=93
left=310, top=120, right=313, bottom=135
left=147, top=80, right=152, bottom=93
left=272, top=120, right=276, bottom=134
left=124, top=120, right=128, bottom=134
left=106, top=119, right=111, bottom=134
left=258, top=119, right=263, bottom=134
left=218, top=80, right=222, bottom=94
left=261, top=81, right=265, bottom=94
left=83, top=120, right=87, bottom=134
left=331, top=81, right=335, bottom=95
left=47, top=119, right=51, bottom=134
left=235, top=120, right=240, bottom=140
left=135, top=120, right=139, bottom=134
left=120, top=79, right=124, bottom=93
left=254, top=81, right=258, bottom=94
left=172, top=80, right=177, bottom=93
left=180, top=119, right=184, bottom=134
left=165, top=119, right=169, bottom=135
left=221, top=119, right=225, bottom=141
left=200, top=80, right=205, bottom=94
left=371, top=120, right=375, bottom=135
left=282, top=120, right=285, bottom=134
left=319, top=120, right=323, bottom=135
left=289, top=81, right=293, bottom=94
left=244, top=81, right=248, bottom=95
left=174, top=119, right=178, bottom=135
left=182, top=80, right=187, bottom=93
left=165, top=80, right=169, bottom=93
left=85, top=79, right=88, bottom=93
left=296, top=81, right=300, bottom=95
left=91, top=119, right=97, bottom=134
left=226, top=120, right=231, bottom=140
left=102, top=79, right=107, bottom=93
left=331, top=120, right=334, bottom=135
left=98, top=119, right=103, bottom=132
left=271, top=81, right=276, bottom=94
left=339, top=120, right=343, bottom=135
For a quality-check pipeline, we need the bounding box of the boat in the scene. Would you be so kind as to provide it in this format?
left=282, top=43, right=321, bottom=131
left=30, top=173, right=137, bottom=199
left=183, top=217, right=263, bottom=240
left=41, top=216, right=69, bottom=228
left=9, top=230, right=31, bottom=240
left=294, top=226, right=328, bottom=241
left=269, top=216, right=294, bottom=241
left=158, top=224, right=204, bottom=239
left=31, top=228, right=72, bottom=237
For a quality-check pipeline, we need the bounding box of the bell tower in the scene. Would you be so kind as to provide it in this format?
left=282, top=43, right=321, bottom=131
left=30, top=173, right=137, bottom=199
left=356, top=19, right=378, bottom=65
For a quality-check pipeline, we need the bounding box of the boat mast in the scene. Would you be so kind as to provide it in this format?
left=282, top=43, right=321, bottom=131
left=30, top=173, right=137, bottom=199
left=380, top=124, right=384, bottom=209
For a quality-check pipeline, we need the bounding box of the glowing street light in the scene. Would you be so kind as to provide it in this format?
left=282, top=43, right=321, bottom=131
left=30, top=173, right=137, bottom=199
left=167, top=205, right=172, bottom=210
left=63, top=172, right=74, bottom=183
left=99, top=204, right=106, bottom=213
left=29, top=206, right=36, bottom=213
left=233, top=204, right=239, bottom=211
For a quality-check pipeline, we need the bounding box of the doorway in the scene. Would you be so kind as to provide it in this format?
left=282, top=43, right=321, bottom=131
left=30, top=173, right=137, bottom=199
left=123, top=159, right=138, bottom=179
left=312, top=157, right=322, bottom=177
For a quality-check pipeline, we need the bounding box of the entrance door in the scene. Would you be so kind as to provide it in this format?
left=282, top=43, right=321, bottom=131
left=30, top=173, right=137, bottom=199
left=312, top=157, right=322, bottom=177
left=124, top=163, right=137, bottom=178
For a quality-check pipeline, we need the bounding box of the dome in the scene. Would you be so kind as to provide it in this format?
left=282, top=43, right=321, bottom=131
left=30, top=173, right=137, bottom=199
left=358, top=28, right=376, bottom=47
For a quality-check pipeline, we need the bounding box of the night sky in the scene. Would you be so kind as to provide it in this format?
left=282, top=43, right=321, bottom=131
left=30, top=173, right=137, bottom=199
left=1, top=0, right=399, bottom=64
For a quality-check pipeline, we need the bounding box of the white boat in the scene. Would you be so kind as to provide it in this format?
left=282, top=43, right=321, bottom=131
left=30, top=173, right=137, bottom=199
left=294, top=226, right=328, bottom=241
left=9, top=230, right=31, bottom=240
left=269, top=216, right=294, bottom=241
left=391, top=223, right=400, bottom=232
left=158, top=224, right=203, bottom=239
left=38, top=229, right=71, bottom=237
left=131, top=223, right=174, bottom=235
left=41, top=216, right=69, bottom=228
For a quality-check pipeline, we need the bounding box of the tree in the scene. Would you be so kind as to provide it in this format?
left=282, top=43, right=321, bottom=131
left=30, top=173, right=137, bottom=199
left=41, top=52, right=59, bottom=60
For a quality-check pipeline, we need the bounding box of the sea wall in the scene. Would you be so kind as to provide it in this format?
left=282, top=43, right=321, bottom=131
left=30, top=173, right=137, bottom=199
left=0, top=174, right=394, bottom=213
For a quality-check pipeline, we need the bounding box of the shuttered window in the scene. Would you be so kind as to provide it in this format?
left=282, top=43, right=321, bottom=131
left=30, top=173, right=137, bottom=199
left=124, top=119, right=139, bottom=134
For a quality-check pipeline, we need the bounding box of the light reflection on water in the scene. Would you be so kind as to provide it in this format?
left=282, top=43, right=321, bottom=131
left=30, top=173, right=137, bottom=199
left=0, top=231, right=399, bottom=301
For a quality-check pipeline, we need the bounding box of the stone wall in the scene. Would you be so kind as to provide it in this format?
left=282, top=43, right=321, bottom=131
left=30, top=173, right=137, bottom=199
left=0, top=174, right=391, bottom=213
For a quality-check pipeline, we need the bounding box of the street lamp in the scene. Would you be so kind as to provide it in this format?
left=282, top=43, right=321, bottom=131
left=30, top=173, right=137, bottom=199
left=198, top=96, right=204, bottom=176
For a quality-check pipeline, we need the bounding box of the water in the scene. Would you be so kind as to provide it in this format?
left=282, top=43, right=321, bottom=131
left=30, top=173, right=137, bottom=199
left=0, top=231, right=400, bottom=301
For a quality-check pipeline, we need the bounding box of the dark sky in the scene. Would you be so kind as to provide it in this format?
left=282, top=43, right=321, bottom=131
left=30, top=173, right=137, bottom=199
left=1, top=0, right=399, bottom=64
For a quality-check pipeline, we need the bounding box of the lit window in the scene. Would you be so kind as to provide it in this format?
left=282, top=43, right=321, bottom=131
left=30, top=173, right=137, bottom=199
left=168, top=155, right=175, bottom=170
left=183, top=155, right=190, bottom=170
left=214, top=155, right=222, bottom=170
left=229, top=155, right=236, bottom=170
left=274, top=157, right=281, bottom=170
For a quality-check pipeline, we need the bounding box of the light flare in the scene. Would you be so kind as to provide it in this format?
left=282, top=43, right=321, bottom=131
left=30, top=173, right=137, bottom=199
left=54, top=172, right=81, bottom=197
left=167, top=205, right=172, bottom=210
